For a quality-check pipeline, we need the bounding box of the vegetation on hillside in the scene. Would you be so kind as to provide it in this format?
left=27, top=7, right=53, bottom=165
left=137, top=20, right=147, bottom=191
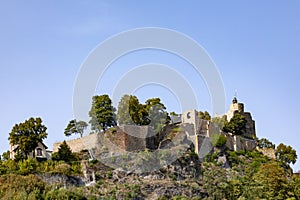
left=1, top=94, right=299, bottom=199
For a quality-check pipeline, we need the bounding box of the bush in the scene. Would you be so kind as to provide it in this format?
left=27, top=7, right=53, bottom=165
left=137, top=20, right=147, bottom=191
left=45, top=188, right=86, bottom=200
left=53, top=163, right=72, bottom=175
left=18, top=158, right=38, bottom=175
left=0, top=174, right=45, bottom=199
left=212, top=134, right=227, bottom=147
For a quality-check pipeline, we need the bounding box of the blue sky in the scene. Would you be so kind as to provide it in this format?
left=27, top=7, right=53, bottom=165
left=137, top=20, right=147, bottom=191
left=0, top=1, right=299, bottom=171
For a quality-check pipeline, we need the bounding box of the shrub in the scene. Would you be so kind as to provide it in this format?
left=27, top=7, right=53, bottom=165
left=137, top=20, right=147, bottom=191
left=53, top=163, right=71, bottom=175
left=45, top=188, right=86, bottom=200
left=18, top=158, right=38, bottom=175
left=211, top=134, right=227, bottom=147
left=0, top=174, right=45, bottom=199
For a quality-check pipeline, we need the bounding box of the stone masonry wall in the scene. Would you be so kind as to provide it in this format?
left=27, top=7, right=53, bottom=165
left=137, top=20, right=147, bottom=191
left=53, top=133, right=99, bottom=153
left=120, top=125, right=149, bottom=152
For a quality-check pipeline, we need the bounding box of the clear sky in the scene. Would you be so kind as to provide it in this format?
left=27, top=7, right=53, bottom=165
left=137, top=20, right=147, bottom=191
left=0, top=1, right=299, bottom=171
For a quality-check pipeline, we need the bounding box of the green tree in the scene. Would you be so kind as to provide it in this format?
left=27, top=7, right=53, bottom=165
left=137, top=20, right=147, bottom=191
left=89, top=94, right=116, bottom=132
left=258, top=138, right=275, bottom=149
left=275, top=143, right=297, bottom=166
left=211, top=115, right=227, bottom=129
left=222, top=113, right=246, bottom=135
left=1, top=151, right=10, bottom=161
left=0, top=174, right=45, bottom=199
left=116, top=94, right=134, bottom=125
left=199, top=111, right=211, bottom=120
left=116, top=95, right=149, bottom=125
left=203, top=163, right=232, bottom=199
left=288, top=176, right=300, bottom=199
left=130, top=95, right=149, bottom=125
left=8, top=117, right=48, bottom=159
left=64, top=119, right=88, bottom=138
left=253, top=162, right=288, bottom=199
left=52, top=141, right=77, bottom=163
left=144, top=98, right=170, bottom=130
left=170, top=111, right=178, bottom=116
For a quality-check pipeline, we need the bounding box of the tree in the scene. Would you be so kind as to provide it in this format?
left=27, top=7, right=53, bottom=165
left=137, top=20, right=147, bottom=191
left=116, top=94, right=134, bottom=125
left=116, top=95, right=148, bottom=125
left=203, top=163, right=232, bottom=199
left=258, top=138, right=275, bottom=149
left=129, top=95, right=149, bottom=125
left=275, top=143, right=297, bottom=165
left=1, top=151, right=10, bottom=161
left=170, top=111, right=178, bottom=116
left=199, top=111, right=211, bottom=120
left=89, top=94, right=116, bottom=132
left=222, top=113, right=246, bottom=135
left=144, top=98, right=170, bottom=130
left=253, top=162, right=288, bottom=199
left=8, top=117, right=48, bottom=159
left=52, top=141, right=77, bottom=163
left=64, top=119, right=88, bottom=138
left=211, top=115, right=227, bottom=129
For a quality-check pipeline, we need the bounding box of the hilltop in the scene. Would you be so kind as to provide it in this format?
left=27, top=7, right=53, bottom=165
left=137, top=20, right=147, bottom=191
left=1, top=95, right=298, bottom=199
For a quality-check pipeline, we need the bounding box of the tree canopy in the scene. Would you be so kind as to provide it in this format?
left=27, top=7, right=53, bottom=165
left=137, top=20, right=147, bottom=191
left=64, top=119, right=88, bottom=138
left=1, top=151, right=10, bottom=161
left=52, top=141, right=77, bottom=163
left=116, top=95, right=170, bottom=131
left=275, top=143, right=297, bottom=165
left=116, top=94, right=133, bottom=125
left=116, top=95, right=149, bottom=126
left=8, top=117, right=48, bottom=159
left=144, top=98, right=170, bottom=131
left=199, top=111, right=211, bottom=121
left=89, top=95, right=116, bottom=132
left=222, top=113, right=246, bottom=135
left=258, top=138, right=275, bottom=149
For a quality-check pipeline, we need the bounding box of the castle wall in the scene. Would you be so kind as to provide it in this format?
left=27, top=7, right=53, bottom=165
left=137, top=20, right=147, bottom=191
left=53, top=133, right=99, bottom=153
left=225, top=134, right=256, bottom=151
left=243, top=112, right=256, bottom=138
left=119, top=125, right=149, bottom=151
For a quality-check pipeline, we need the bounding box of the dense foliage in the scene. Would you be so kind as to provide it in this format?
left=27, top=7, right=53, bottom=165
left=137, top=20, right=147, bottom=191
left=9, top=117, right=48, bottom=159
left=1, top=94, right=299, bottom=199
left=199, top=111, right=211, bottom=121
left=117, top=94, right=170, bottom=131
left=276, top=143, right=298, bottom=166
left=258, top=137, right=275, bottom=149
left=52, top=141, right=78, bottom=163
left=64, top=119, right=88, bottom=138
left=222, top=113, right=246, bottom=135
left=89, top=95, right=116, bottom=132
left=203, top=149, right=300, bottom=199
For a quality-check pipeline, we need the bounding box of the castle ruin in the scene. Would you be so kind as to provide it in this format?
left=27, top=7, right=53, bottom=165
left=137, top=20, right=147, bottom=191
left=53, top=97, right=257, bottom=159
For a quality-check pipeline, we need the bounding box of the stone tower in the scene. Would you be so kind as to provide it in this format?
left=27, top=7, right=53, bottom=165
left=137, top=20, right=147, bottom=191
left=226, top=97, right=256, bottom=138
left=181, top=110, right=200, bottom=136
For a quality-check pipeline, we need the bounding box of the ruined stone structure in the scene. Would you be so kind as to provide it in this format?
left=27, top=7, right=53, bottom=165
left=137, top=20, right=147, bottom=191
left=53, top=98, right=257, bottom=160
left=53, top=133, right=100, bottom=153
left=180, top=97, right=257, bottom=157
left=111, top=125, right=158, bottom=152
left=226, top=97, right=256, bottom=138
left=53, top=126, right=157, bottom=153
